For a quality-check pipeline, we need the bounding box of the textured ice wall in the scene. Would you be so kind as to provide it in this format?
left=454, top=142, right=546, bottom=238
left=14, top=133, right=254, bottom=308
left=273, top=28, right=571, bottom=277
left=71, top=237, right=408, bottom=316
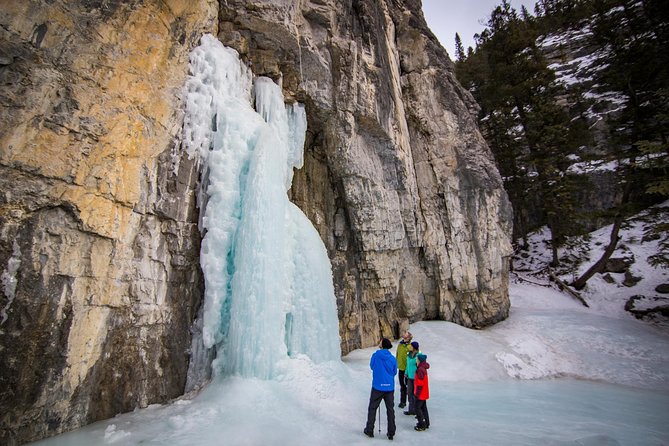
left=183, top=34, right=340, bottom=380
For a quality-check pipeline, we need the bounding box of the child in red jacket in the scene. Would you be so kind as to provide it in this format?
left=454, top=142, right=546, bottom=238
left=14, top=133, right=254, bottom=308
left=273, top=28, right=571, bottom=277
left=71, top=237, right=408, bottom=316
left=413, top=353, right=430, bottom=431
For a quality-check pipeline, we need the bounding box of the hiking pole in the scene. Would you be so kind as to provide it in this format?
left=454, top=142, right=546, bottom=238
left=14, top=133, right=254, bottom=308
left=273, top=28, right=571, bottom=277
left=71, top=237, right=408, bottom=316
left=378, top=405, right=381, bottom=433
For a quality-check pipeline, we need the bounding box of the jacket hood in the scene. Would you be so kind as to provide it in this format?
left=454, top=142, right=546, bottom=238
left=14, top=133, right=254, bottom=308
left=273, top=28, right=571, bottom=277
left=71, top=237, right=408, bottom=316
left=377, top=349, right=396, bottom=373
left=415, top=360, right=430, bottom=379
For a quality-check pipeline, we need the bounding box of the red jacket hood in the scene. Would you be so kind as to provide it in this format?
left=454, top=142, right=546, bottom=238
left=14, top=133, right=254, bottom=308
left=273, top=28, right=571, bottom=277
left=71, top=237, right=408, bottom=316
left=416, top=361, right=430, bottom=378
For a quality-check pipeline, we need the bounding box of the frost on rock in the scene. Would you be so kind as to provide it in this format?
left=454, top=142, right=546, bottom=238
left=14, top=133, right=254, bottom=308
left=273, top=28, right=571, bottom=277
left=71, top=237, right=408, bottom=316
left=1, top=240, right=21, bottom=325
left=182, top=34, right=340, bottom=382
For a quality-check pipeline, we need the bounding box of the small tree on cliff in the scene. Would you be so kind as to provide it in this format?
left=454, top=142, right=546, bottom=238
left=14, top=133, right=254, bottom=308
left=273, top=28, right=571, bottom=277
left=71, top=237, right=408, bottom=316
left=454, top=33, right=466, bottom=62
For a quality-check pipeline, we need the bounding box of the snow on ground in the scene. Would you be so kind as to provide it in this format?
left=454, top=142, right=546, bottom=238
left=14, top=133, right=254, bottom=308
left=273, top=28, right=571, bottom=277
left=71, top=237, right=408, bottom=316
left=514, top=201, right=669, bottom=321
left=31, top=205, right=669, bottom=446
left=32, top=282, right=669, bottom=446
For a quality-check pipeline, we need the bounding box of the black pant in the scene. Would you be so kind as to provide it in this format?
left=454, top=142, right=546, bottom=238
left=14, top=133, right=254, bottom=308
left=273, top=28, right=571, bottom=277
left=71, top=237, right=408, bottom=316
left=415, top=399, right=430, bottom=428
left=365, top=388, right=396, bottom=436
left=398, top=370, right=407, bottom=405
left=406, top=378, right=415, bottom=413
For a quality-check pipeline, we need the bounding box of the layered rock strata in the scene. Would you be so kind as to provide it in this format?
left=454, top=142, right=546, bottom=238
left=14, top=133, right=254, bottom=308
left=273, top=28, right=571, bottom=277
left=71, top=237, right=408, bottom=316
left=0, top=0, right=512, bottom=444
left=0, top=1, right=217, bottom=444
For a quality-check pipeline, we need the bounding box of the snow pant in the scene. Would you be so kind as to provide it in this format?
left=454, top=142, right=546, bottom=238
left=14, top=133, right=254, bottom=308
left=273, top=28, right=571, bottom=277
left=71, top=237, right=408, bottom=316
left=398, top=370, right=407, bottom=406
left=415, top=399, right=430, bottom=428
left=365, top=388, right=396, bottom=436
left=406, top=378, right=416, bottom=413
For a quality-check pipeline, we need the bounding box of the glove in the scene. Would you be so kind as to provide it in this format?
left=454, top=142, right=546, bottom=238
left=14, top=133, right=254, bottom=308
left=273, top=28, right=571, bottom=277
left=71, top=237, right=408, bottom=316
left=415, top=386, right=423, bottom=396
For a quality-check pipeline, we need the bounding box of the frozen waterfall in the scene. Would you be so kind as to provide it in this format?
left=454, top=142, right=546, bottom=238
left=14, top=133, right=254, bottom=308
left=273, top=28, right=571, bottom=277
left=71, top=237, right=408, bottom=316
left=182, top=34, right=340, bottom=380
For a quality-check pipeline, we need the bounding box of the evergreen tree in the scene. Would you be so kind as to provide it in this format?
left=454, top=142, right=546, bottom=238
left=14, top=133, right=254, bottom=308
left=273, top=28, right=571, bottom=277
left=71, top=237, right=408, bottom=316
left=591, top=0, right=669, bottom=164
left=534, top=0, right=598, bottom=35
left=534, top=3, right=544, bottom=17
left=456, top=1, right=587, bottom=259
left=454, top=32, right=466, bottom=62
left=591, top=0, right=668, bottom=207
left=569, top=0, right=669, bottom=288
left=455, top=0, right=667, bottom=276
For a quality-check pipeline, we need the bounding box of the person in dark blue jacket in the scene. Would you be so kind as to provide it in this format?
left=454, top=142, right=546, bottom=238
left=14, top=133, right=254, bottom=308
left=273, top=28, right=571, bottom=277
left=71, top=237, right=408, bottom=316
left=364, top=338, right=398, bottom=440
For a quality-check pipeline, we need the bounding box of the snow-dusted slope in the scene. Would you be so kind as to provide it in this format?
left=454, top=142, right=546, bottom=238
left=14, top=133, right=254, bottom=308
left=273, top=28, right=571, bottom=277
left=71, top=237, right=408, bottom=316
left=537, top=22, right=627, bottom=153
left=515, top=201, right=669, bottom=323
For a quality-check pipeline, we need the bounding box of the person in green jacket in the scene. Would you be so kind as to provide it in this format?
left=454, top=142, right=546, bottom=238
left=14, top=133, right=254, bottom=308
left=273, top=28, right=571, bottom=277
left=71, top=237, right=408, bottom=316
left=404, top=341, right=420, bottom=416
left=395, top=331, right=412, bottom=408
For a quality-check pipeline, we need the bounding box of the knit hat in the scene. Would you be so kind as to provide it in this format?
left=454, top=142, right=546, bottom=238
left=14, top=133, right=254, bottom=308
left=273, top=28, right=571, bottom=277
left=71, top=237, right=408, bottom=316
left=417, top=353, right=427, bottom=362
left=410, top=341, right=419, bottom=350
left=381, top=338, right=392, bottom=349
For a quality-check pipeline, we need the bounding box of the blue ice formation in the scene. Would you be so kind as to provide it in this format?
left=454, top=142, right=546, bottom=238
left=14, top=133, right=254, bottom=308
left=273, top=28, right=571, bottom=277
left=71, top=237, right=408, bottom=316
left=182, top=34, right=340, bottom=380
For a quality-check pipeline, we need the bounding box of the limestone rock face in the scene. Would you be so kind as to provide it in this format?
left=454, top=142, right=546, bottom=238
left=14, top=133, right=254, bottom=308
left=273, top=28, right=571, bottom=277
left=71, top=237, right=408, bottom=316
left=216, top=0, right=513, bottom=352
left=0, top=1, right=217, bottom=444
left=0, top=0, right=512, bottom=444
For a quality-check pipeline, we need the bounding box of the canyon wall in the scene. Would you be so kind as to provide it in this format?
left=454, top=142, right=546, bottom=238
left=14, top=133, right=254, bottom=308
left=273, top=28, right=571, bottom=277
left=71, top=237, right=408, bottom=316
left=0, top=0, right=512, bottom=443
left=0, top=1, right=217, bottom=443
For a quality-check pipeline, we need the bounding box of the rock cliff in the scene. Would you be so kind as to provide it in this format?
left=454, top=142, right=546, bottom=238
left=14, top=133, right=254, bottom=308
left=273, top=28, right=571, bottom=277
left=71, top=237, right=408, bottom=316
left=216, top=0, right=512, bottom=350
left=0, top=0, right=512, bottom=444
left=0, top=1, right=217, bottom=444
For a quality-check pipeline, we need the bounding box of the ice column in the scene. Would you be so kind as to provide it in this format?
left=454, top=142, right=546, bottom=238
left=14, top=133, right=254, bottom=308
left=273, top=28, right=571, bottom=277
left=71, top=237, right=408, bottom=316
left=183, top=34, right=340, bottom=380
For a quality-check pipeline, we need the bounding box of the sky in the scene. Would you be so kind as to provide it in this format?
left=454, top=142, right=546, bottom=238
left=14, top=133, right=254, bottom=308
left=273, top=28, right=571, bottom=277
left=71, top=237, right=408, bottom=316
left=422, top=0, right=536, bottom=59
